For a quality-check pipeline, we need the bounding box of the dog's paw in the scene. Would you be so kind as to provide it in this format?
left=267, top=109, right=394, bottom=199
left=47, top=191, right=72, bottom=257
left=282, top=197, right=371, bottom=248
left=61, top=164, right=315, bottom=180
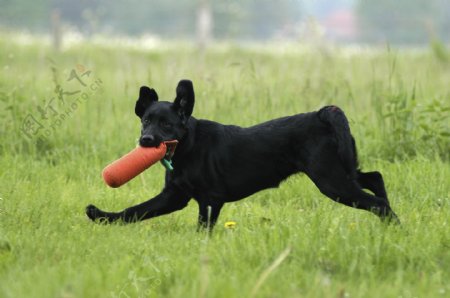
left=86, top=204, right=101, bottom=221
left=385, top=212, right=401, bottom=225
left=378, top=208, right=401, bottom=225
left=85, top=204, right=119, bottom=224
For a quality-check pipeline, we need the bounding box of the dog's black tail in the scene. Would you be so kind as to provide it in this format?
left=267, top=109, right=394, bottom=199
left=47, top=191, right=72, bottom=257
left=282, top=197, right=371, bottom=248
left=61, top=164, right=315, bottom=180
left=318, top=106, right=358, bottom=176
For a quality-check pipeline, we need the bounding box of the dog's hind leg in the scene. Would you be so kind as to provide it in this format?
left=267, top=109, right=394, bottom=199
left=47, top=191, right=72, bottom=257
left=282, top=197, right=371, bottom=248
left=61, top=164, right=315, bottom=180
left=306, top=156, right=399, bottom=223
left=357, top=171, right=389, bottom=201
left=86, top=188, right=191, bottom=224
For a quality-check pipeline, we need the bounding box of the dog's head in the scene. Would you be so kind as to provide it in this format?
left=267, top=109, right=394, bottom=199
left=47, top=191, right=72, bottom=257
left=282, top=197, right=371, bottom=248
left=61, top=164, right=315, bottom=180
left=135, top=80, right=195, bottom=147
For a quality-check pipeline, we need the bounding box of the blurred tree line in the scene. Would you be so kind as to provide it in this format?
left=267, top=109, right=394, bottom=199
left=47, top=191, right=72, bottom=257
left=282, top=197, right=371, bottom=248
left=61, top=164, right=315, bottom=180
left=0, top=0, right=448, bottom=44
left=0, top=0, right=302, bottom=40
left=356, top=0, right=449, bottom=44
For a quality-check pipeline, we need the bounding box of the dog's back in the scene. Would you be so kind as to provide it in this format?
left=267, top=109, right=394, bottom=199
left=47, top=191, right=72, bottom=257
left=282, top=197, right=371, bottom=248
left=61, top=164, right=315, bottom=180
left=172, top=111, right=332, bottom=201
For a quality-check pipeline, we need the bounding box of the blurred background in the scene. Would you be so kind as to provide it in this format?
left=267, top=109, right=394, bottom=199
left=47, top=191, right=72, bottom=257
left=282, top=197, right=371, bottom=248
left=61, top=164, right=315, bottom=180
left=0, top=0, right=449, bottom=48
left=0, top=0, right=449, bottom=162
left=0, top=5, right=449, bottom=297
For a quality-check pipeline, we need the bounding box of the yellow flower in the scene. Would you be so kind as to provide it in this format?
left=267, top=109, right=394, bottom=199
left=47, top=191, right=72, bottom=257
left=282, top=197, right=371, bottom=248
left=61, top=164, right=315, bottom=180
left=224, top=221, right=237, bottom=229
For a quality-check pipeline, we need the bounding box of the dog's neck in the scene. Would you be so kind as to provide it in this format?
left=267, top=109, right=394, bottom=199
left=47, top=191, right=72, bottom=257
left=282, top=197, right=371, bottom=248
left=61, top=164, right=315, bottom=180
left=173, top=117, right=197, bottom=160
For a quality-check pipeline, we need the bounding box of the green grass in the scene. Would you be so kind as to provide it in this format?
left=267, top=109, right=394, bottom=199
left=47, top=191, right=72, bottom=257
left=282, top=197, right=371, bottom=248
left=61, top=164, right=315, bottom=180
left=0, top=34, right=449, bottom=297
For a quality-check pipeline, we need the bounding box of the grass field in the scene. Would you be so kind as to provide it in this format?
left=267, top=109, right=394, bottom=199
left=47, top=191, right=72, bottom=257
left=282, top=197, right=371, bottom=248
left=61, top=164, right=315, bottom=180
left=0, top=34, right=449, bottom=298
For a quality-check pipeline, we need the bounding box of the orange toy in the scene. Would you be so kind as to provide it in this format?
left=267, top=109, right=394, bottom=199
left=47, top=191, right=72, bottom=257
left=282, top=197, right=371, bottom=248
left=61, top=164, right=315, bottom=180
left=102, top=140, right=178, bottom=188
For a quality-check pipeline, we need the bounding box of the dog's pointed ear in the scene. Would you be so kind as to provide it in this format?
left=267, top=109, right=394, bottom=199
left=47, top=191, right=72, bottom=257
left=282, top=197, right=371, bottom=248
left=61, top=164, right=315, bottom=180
left=173, top=80, right=195, bottom=124
left=135, top=86, right=158, bottom=118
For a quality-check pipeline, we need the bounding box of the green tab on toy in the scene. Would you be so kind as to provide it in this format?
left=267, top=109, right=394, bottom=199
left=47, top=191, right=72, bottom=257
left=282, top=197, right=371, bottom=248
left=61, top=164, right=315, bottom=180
left=161, top=158, right=174, bottom=171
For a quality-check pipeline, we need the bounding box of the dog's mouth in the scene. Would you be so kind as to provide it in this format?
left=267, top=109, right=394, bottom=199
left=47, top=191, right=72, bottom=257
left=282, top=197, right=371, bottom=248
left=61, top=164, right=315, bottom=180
left=163, top=140, right=178, bottom=158
left=139, top=141, right=158, bottom=148
left=137, top=138, right=178, bottom=170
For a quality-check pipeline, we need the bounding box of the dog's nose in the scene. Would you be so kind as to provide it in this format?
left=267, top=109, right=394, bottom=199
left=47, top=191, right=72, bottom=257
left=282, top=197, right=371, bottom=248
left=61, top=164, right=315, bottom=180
left=140, top=135, right=155, bottom=146
left=141, top=135, right=154, bottom=143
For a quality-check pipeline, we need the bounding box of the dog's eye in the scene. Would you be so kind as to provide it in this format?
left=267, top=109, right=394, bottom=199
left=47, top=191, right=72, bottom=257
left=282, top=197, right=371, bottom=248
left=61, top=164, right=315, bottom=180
left=142, top=119, right=150, bottom=125
left=161, top=120, right=172, bottom=129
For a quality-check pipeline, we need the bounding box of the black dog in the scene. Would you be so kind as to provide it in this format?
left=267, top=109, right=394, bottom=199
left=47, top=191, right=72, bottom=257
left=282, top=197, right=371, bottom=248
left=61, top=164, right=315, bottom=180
left=86, top=80, right=399, bottom=229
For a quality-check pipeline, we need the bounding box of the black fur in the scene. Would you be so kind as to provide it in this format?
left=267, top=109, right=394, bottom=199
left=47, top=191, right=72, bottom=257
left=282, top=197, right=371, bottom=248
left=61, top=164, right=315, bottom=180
left=86, top=80, right=399, bottom=229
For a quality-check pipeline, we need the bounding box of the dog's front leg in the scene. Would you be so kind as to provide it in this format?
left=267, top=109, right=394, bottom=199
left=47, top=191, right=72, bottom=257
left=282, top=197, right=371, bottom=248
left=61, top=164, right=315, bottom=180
left=86, top=187, right=190, bottom=224
left=197, top=201, right=224, bottom=231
